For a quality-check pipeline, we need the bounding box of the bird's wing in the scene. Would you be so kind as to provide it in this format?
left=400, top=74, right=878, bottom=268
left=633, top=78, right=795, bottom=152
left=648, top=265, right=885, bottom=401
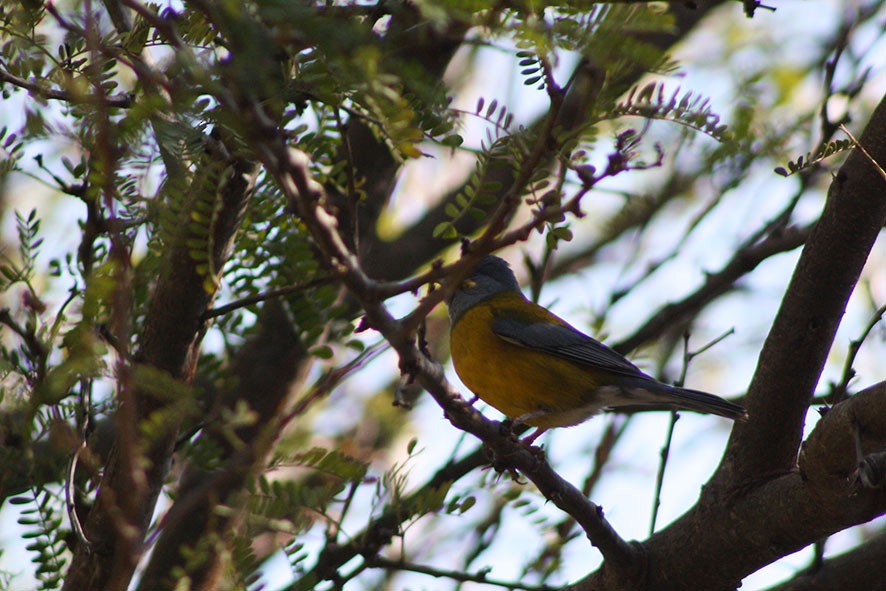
left=491, top=316, right=643, bottom=377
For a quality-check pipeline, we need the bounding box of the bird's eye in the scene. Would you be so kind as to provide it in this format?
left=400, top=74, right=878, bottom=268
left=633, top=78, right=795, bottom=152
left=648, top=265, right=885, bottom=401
left=461, top=279, right=476, bottom=289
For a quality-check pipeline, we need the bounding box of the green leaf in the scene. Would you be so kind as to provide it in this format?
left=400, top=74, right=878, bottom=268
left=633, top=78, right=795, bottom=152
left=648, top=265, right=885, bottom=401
left=552, top=227, right=573, bottom=241
left=432, top=222, right=456, bottom=239
left=440, top=134, right=463, bottom=148
left=310, top=345, right=334, bottom=359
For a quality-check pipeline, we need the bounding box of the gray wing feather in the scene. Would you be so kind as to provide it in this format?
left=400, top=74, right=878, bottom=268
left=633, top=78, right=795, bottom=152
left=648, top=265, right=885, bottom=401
left=492, top=317, right=642, bottom=376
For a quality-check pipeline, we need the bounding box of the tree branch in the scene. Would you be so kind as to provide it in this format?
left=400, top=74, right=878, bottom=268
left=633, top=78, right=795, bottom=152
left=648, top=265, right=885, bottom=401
left=367, top=556, right=559, bottom=591
left=567, top=95, right=886, bottom=590
left=570, top=382, right=886, bottom=591
left=614, top=222, right=811, bottom=355
left=303, top=447, right=494, bottom=588
left=0, top=66, right=134, bottom=107
left=136, top=301, right=309, bottom=590
left=715, top=93, right=886, bottom=488
left=361, top=0, right=728, bottom=281
left=62, top=137, right=259, bottom=591
left=268, top=147, right=644, bottom=586
left=762, top=529, right=886, bottom=591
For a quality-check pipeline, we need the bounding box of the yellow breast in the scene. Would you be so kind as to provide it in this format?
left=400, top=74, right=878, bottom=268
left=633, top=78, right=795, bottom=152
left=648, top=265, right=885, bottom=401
left=449, top=293, right=599, bottom=428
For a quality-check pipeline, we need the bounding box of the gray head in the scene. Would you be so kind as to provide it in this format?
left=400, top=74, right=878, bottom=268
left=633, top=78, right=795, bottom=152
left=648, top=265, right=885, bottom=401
left=448, top=256, right=522, bottom=324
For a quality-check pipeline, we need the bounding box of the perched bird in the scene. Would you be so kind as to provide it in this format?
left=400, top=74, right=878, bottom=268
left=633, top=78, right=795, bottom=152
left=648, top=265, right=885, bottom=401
left=448, top=256, right=746, bottom=436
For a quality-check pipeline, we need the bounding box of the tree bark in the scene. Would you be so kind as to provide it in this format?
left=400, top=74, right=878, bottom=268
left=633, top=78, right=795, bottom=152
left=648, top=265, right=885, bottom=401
left=62, top=143, right=259, bottom=591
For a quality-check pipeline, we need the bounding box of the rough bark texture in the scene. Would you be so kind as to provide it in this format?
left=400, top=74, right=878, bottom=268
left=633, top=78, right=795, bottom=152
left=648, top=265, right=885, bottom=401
left=136, top=302, right=310, bottom=590
left=62, top=150, right=259, bottom=591
left=764, top=530, right=886, bottom=591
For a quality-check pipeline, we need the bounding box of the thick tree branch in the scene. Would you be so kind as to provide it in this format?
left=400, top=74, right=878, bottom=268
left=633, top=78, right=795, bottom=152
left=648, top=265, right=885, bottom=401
left=571, top=382, right=886, bottom=591
left=763, top=529, right=886, bottom=591
left=136, top=301, right=309, bottom=590
left=715, top=94, right=886, bottom=488
left=798, top=382, right=886, bottom=498
left=568, top=94, right=886, bottom=589
left=62, top=139, right=259, bottom=591
left=614, top=222, right=811, bottom=355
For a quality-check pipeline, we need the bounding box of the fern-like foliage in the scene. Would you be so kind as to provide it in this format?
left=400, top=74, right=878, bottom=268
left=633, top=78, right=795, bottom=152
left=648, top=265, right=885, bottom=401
left=774, top=138, right=854, bottom=176
left=9, top=488, right=67, bottom=590
left=143, top=116, right=240, bottom=294
left=3, top=209, right=42, bottom=286
left=0, top=125, right=25, bottom=177
left=262, top=2, right=442, bottom=162
left=406, top=89, right=463, bottom=148
left=521, top=2, right=677, bottom=100
left=223, top=174, right=351, bottom=357
left=611, top=81, right=730, bottom=142
left=228, top=531, right=263, bottom=589
left=432, top=98, right=531, bottom=239
left=433, top=154, right=502, bottom=240
left=246, top=447, right=368, bottom=535
left=516, top=51, right=548, bottom=90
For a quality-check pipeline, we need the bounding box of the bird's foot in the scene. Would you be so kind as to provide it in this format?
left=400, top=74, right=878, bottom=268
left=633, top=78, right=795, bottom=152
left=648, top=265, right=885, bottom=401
left=521, top=427, right=548, bottom=447
left=498, top=419, right=519, bottom=439
left=480, top=443, right=525, bottom=483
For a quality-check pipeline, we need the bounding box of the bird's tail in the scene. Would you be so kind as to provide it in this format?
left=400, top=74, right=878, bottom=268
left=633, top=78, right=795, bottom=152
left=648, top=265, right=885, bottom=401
left=666, top=385, right=747, bottom=420
left=613, top=379, right=747, bottom=420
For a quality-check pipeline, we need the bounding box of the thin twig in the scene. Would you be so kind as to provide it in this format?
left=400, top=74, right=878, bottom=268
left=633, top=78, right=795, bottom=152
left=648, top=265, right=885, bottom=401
left=368, top=556, right=559, bottom=591
left=0, top=64, right=134, bottom=107
left=274, top=148, right=643, bottom=582
left=839, top=124, right=886, bottom=182
left=831, top=300, right=886, bottom=405
left=66, top=443, right=92, bottom=549
left=650, top=411, right=678, bottom=536
left=649, top=328, right=734, bottom=535
left=281, top=341, right=388, bottom=425
left=615, top=223, right=810, bottom=354
left=0, top=308, right=47, bottom=362
left=201, top=274, right=343, bottom=320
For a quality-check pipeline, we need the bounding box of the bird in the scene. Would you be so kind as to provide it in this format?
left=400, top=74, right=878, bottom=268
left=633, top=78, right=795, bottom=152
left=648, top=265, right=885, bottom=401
left=447, top=256, right=746, bottom=438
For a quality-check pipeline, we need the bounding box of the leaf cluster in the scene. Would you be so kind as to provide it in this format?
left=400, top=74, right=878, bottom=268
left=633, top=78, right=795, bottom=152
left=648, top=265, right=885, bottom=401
left=9, top=487, right=67, bottom=590
left=611, top=81, right=731, bottom=142
left=775, top=138, right=854, bottom=176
